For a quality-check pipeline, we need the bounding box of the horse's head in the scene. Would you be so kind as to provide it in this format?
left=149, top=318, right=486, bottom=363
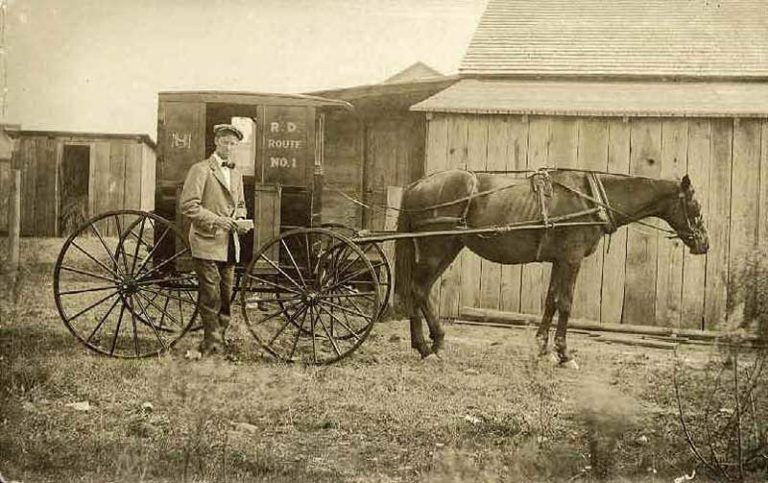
left=662, top=175, right=709, bottom=255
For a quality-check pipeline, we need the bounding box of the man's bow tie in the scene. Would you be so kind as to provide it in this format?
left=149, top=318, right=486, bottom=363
left=221, top=161, right=235, bottom=169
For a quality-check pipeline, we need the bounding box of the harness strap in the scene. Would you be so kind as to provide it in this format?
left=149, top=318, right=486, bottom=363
left=587, top=173, right=618, bottom=234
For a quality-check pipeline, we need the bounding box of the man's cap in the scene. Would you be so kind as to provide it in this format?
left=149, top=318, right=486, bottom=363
left=213, top=124, right=244, bottom=141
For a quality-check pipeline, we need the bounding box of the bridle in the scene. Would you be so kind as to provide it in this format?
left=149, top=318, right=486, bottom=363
left=674, top=190, right=704, bottom=245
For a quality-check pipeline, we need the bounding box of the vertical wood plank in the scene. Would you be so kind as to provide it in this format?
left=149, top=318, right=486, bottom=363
left=440, top=115, right=468, bottom=319
left=682, top=120, right=711, bottom=329
left=573, top=118, right=609, bottom=322
left=34, top=139, right=56, bottom=236
left=109, top=142, right=127, bottom=213
left=548, top=117, right=579, bottom=168
left=92, top=142, right=112, bottom=235
left=623, top=119, right=662, bottom=325
left=602, top=120, right=631, bottom=324
left=521, top=117, right=550, bottom=316
left=499, top=116, right=528, bottom=313
left=479, top=116, right=508, bottom=310
left=141, top=143, right=157, bottom=212
left=461, top=117, right=489, bottom=311
left=20, top=138, right=35, bottom=236
left=53, top=140, right=64, bottom=236
left=759, top=121, right=768, bottom=256
left=727, top=119, right=761, bottom=325
left=705, top=119, right=733, bottom=329
left=543, top=117, right=578, bottom=313
left=124, top=143, right=144, bottom=210
left=656, top=120, right=688, bottom=327
left=424, top=114, right=449, bottom=317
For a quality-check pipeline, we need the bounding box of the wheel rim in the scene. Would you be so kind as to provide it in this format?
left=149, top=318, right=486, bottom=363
left=53, top=210, right=199, bottom=358
left=240, top=228, right=381, bottom=365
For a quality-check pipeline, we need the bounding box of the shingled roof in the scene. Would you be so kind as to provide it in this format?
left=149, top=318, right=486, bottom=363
left=461, top=0, right=768, bottom=79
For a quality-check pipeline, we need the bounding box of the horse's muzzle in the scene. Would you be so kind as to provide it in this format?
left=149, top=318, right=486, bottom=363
left=689, top=233, right=709, bottom=255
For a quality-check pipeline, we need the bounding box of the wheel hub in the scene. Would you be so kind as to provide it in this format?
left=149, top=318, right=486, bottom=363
left=304, top=290, right=319, bottom=306
left=121, top=278, right=139, bottom=294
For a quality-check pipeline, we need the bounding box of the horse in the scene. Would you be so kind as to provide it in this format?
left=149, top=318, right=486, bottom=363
left=393, top=168, right=709, bottom=368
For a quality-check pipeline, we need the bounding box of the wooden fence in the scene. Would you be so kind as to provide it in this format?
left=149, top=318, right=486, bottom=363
left=424, top=113, right=768, bottom=330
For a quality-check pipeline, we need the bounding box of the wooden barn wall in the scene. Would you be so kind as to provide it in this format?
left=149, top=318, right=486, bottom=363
left=321, top=112, right=364, bottom=228
left=321, top=112, right=426, bottom=231
left=2, top=136, right=151, bottom=237
left=424, top=113, right=768, bottom=330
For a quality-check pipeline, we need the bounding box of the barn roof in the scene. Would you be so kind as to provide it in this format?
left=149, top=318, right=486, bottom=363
left=411, top=79, right=768, bottom=118
left=461, top=0, right=768, bottom=79
left=383, top=62, right=445, bottom=84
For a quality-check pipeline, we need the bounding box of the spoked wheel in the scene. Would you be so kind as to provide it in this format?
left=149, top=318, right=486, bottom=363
left=318, top=223, right=392, bottom=318
left=53, top=210, right=199, bottom=358
left=240, top=228, right=381, bottom=365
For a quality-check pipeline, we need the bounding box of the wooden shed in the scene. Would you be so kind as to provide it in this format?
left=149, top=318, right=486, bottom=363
left=0, top=130, right=156, bottom=237
left=410, top=0, right=768, bottom=330
left=312, top=63, right=457, bottom=230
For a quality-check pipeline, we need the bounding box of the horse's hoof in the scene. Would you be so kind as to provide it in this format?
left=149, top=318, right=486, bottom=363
left=560, top=359, right=579, bottom=370
left=422, top=353, right=441, bottom=363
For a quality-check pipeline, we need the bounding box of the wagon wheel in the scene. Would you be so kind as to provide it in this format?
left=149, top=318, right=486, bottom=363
left=240, top=228, right=381, bottom=365
left=53, top=210, right=199, bottom=358
left=117, top=216, right=202, bottom=332
left=318, top=222, right=392, bottom=318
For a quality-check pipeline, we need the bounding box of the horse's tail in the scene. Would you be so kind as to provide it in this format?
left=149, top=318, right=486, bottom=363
left=394, top=197, right=415, bottom=317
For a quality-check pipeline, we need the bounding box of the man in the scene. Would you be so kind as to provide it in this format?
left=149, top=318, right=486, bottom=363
left=180, top=124, right=250, bottom=355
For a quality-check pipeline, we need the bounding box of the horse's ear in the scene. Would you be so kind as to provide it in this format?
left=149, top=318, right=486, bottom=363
left=681, top=175, right=691, bottom=192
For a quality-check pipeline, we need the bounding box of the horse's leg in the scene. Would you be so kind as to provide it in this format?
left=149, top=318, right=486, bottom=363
left=418, top=239, right=463, bottom=355
left=553, top=261, right=582, bottom=368
left=535, top=263, right=559, bottom=356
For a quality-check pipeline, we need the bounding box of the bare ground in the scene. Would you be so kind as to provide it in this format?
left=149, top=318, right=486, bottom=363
left=0, top=238, right=763, bottom=482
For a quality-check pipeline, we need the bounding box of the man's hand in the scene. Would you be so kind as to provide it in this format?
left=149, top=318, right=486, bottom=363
left=213, top=216, right=238, bottom=232
left=234, top=219, right=253, bottom=235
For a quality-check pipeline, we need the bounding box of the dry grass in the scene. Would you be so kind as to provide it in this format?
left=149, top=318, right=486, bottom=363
left=0, top=237, right=761, bottom=482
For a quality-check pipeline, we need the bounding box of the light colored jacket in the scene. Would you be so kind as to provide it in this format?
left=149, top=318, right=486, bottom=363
left=179, top=156, right=247, bottom=262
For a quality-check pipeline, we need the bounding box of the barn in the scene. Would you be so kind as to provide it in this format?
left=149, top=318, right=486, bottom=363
left=0, top=129, right=156, bottom=236
left=409, top=0, right=768, bottom=330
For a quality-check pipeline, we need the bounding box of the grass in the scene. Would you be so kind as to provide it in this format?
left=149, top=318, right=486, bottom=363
left=1, top=237, right=765, bottom=482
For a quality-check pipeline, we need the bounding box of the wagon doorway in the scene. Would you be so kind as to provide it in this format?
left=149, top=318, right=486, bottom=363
left=59, top=144, right=90, bottom=235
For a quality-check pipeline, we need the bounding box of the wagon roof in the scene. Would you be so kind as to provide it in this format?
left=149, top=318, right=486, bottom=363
left=411, top=79, right=768, bottom=118
left=158, top=90, right=353, bottom=110
left=462, top=0, right=768, bottom=79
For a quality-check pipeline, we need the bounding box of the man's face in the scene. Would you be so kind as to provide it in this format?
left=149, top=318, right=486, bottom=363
left=214, top=133, right=239, bottom=160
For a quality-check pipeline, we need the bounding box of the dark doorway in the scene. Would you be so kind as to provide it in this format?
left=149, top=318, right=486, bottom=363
left=60, top=144, right=90, bottom=235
